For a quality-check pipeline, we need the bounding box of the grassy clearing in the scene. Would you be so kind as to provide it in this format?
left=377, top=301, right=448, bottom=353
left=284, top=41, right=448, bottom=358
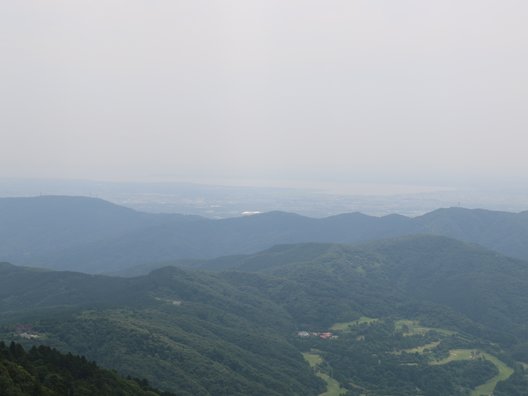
left=331, top=317, right=378, bottom=331
left=430, top=349, right=477, bottom=365
left=430, top=349, right=513, bottom=396
left=395, top=341, right=440, bottom=355
left=472, top=353, right=513, bottom=396
left=395, top=319, right=456, bottom=337
left=318, top=373, right=347, bottom=396
left=303, top=352, right=323, bottom=368
left=303, top=352, right=347, bottom=396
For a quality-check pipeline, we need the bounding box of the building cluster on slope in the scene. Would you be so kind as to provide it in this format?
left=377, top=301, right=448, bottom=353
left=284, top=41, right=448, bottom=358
left=297, top=331, right=338, bottom=340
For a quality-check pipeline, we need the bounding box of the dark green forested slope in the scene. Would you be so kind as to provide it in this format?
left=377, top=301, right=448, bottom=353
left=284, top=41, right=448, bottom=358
left=0, top=263, right=321, bottom=395
left=0, top=341, right=173, bottom=396
left=204, top=236, right=528, bottom=395
left=193, top=236, right=528, bottom=340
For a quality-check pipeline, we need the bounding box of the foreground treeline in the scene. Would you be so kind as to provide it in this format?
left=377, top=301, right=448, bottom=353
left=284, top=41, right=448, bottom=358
left=0, top=341, right=174, bottom=396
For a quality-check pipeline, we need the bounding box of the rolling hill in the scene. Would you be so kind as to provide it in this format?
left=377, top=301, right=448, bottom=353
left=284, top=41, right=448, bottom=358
left=0, top=196, right=200, bottom=271
left=0, top=262, right=320, bottom=395
left=190, top=236, right=528, bottom=339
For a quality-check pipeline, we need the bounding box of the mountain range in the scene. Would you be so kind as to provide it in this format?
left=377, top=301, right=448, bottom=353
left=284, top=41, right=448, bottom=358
left=2, top=196, right=528, bottom=273
left=3, top=195, right=528, bottom=394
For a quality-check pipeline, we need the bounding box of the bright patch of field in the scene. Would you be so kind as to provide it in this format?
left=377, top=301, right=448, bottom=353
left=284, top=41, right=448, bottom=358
left=430, top=349, right=513, bottom=396
left=331, top=317, right=379, bottom=331
left=395, top=319, right=455, bottom=337
left=303, top=352, right=323, bottom=368
left=318, top=373, right=347, bottom=396
left=395, top=341, right=440, bottom=355
left=303, top=352, right=347, bottom=396
left=430, top=349, right=477, bottom=365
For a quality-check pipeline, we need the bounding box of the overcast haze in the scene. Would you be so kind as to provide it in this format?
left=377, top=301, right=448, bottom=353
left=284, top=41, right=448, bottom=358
left=1, top=1, right=527, bottom=189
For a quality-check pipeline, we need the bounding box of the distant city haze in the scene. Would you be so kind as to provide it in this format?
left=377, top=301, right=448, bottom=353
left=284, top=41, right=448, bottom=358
left=1, top=1, right=528, bottom=189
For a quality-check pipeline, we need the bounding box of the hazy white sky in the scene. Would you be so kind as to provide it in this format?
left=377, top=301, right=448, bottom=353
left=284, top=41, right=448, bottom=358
left=1, top=1, right=527, bottom=188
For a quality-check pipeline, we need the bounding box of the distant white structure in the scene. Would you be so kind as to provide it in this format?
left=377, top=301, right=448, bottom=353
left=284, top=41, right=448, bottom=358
left=241, top=211, right=261, bottom=216
left=19, top=332, right=40, bottom=340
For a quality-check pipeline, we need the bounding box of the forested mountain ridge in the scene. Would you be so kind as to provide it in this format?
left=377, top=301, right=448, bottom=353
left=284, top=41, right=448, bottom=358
left=2, top=236, right=528, bottom=394
left=0, top=196, right=200, bottom=271
left=207, top=236, right=528, bottom=338
left=2, top=196, right=528, bottom=273
left=0, top=262, right=321, bottom=395
left=416, top=207, right=528, bottom=262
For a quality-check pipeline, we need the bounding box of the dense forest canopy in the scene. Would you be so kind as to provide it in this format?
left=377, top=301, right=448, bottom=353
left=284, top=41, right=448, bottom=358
left=0, top=341, right=174, bottom=396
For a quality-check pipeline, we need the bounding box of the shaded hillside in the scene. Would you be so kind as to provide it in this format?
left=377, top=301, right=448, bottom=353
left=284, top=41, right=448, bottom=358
left=416, top=207, right=528, bottom=262
left=0, top=262, right=139, bottom=314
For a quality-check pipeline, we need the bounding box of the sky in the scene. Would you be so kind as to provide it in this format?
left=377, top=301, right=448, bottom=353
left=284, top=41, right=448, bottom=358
left=1, top=1, right=527, bottom=190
